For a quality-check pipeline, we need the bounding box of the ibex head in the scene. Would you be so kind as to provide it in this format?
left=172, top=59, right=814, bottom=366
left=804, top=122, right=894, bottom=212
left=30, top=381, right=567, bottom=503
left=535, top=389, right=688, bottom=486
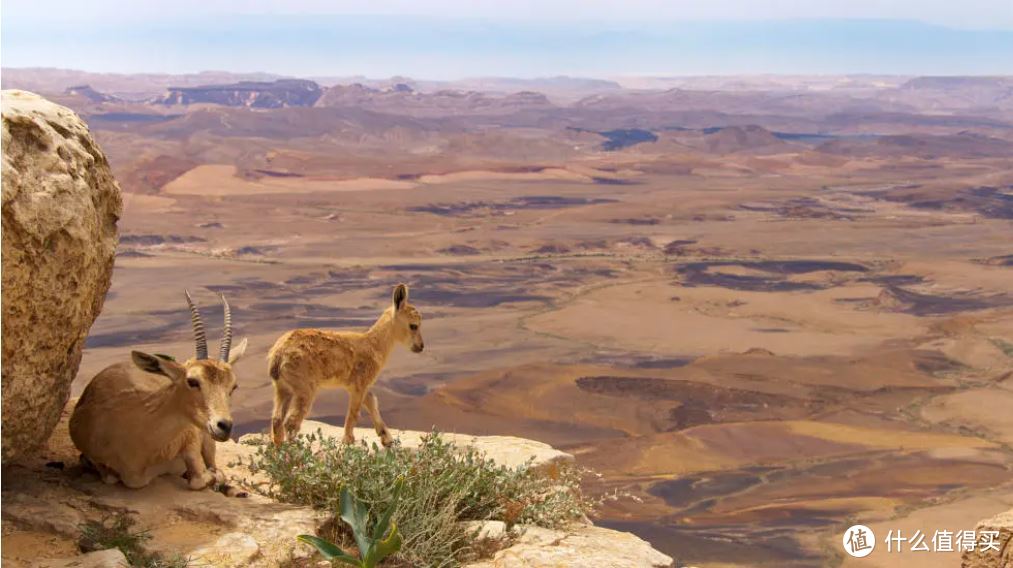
left=130, top=291, right=248, bottom=441
left=391, top=283, right=424, bottom=353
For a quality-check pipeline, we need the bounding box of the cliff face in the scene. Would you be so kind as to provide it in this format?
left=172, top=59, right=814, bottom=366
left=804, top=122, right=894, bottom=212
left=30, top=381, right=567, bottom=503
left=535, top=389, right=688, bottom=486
left=1, top=90, right=121, bottom=461
left=155, top=79, right=322, bottom=108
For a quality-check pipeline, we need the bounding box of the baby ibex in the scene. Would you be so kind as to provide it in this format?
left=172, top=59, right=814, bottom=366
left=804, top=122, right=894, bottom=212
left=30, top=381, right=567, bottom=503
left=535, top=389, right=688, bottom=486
left=70, top=291, right=248, bottom=491
left=267, top=284, right=424, bottom=446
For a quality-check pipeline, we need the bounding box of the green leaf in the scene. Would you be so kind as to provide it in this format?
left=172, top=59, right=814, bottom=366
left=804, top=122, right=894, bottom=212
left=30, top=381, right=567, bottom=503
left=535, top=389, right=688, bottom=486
left=363, top=521, right=402, bottom=568
left=372, top=477, right=404, bottom=540
left=340, top=487, right=373, bottom=560
left=296, top=535, right=363, bottom=566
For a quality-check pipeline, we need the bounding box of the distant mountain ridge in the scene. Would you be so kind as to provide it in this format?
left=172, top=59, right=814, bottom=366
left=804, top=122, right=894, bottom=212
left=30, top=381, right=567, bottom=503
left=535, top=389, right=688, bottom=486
left=315, top=83, right=554, bottom=116
left=6, top=68, right=1013, bottom=114
left=1, top=68, right=289, bottom=100
left=155, top=79, right=322, bottom=108
left=5, top=68, right=1013, bottom=167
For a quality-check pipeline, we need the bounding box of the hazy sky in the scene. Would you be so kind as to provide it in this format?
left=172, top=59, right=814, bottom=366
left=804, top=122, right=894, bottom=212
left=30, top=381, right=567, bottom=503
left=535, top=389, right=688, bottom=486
left=3, top=0, right=1012, bottom=77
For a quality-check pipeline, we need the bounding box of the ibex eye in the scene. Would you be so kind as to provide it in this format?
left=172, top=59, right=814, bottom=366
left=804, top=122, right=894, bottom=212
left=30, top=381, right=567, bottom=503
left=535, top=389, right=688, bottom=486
left=186, top=378, right=200, bottom=389
left=409, top=324, right=418, bottom=331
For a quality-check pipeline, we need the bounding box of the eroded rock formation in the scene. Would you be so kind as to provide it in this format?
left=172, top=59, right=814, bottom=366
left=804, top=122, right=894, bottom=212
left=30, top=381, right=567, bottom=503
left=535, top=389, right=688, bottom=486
left=1, top=90, right=121, bottom=460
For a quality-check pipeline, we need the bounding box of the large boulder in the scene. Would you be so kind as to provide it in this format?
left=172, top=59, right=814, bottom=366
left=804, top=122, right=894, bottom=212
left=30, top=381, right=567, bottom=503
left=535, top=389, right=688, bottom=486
left=1, top=90, right=121, bottom=460
left=962, top=508, right=1013, bottom=568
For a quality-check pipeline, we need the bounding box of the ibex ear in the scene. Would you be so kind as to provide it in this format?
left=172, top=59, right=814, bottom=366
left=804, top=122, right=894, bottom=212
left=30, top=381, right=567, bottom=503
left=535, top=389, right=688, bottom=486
left=227, top=337, right=249, bottom=365
left=132, top=351, right=185, bottom=381
left=393, top=284, right=409, bottom=311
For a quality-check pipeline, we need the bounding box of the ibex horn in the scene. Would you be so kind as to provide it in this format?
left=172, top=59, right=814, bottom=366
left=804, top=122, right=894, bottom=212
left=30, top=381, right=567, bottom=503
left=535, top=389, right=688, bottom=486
left=219, top=293, right=233, bottom=361
left=184, top=289, right=209, bottom=360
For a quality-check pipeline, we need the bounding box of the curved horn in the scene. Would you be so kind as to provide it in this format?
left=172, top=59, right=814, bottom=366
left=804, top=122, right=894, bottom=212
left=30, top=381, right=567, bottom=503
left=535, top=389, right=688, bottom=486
left=185, top=289, right=208, bottom=360
left=219, top=293, right=233, bottom=361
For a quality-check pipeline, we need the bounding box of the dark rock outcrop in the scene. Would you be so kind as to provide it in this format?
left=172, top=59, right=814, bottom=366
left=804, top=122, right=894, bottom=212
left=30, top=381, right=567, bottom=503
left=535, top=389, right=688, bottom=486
left=63, top=85, right=119, bottom=103
left=155, top=79, right=323, bottom=108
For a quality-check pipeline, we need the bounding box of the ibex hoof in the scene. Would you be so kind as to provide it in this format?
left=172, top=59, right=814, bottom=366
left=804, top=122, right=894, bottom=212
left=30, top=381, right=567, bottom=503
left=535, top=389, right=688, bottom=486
left=342, top=434, right=356, bottom=445
left=219, top=484, right=249, bottom=498
left=188, top=470, right=217, bottom=490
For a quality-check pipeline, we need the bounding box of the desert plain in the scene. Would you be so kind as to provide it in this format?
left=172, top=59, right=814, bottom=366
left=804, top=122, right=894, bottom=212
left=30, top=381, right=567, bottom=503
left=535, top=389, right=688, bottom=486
left=2, top=70, right=1012, bottom=566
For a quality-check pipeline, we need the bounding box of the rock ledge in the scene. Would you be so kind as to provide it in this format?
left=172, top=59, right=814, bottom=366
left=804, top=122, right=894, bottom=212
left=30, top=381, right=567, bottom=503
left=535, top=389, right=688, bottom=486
left=3, top=417, right=672, bottom=567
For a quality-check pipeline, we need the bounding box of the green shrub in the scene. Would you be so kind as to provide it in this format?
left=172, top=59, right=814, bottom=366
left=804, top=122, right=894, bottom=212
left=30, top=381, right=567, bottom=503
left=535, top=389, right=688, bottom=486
left=244, top=430, right=593, bottom=567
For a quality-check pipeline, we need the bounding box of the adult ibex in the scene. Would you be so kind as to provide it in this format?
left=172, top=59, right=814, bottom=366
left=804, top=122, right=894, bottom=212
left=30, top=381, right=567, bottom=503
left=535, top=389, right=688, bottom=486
left=267, top=284, right=424, bottom=446
left=70, top=291, right=248, bottom=491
